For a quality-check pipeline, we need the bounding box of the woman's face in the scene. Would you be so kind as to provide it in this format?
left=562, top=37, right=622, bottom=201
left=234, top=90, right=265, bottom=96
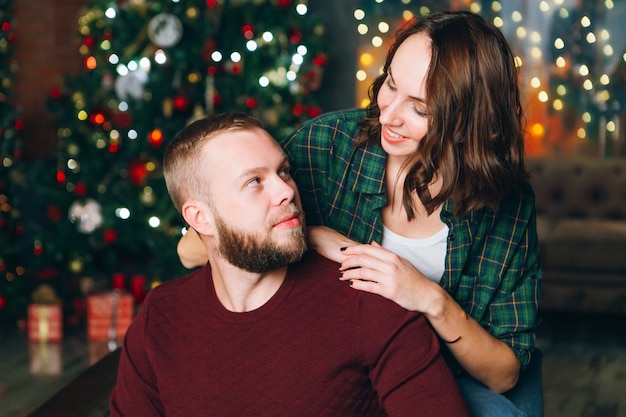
left=377, top=33, right=430, bottom=160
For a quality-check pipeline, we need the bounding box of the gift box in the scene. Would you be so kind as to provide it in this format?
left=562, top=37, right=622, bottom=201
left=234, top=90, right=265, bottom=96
left=87, top=291, right=134, bottom=341
left=27, top=304, right=63, bottom=343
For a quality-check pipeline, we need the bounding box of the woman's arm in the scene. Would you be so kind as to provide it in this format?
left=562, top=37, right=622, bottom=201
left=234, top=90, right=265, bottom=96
left=307, top=226, right=359, bottom=263
left=177, top=228, right=209, bottom=269
left=422, top=286, right=521, bottom=392
left=338, top=242, right=521, bottom=393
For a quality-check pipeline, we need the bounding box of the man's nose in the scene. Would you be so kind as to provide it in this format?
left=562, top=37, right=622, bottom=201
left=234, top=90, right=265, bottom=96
left=274, top=177, right=296, bottom=206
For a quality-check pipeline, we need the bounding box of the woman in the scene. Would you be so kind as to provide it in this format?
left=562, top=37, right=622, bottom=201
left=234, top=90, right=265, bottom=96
left=179, top=11, right=542, bottom=417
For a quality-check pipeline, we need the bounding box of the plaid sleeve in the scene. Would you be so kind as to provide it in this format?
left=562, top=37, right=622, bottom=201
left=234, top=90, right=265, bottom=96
left=445, top=184, right=542, bottom=369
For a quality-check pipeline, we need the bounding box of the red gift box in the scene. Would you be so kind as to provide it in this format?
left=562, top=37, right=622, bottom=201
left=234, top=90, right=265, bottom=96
left=27, top=304, right=63, bottom=343
left=87, top=291, right=134, bottom=341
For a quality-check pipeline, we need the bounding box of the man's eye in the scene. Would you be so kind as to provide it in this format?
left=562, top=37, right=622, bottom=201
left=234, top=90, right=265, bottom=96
left=247, top=178, right=260, bottom=187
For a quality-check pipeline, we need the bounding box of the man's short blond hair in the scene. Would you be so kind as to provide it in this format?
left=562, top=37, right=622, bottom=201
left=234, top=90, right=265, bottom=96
left=163, top=112, right=263, bottom=213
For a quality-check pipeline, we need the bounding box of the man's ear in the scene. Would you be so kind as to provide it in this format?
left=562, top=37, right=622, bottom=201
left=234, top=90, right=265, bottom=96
left=181, top=201, right=213, bottom=236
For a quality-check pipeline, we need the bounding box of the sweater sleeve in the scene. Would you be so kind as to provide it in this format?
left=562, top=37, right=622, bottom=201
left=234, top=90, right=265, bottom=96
left=109, top=293, right=164, bottom=416
left=357, top=295, right=470, bottom=417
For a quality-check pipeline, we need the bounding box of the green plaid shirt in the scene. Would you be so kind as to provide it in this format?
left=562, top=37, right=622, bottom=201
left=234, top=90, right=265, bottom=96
left=281, top=109, right=542, bottom=369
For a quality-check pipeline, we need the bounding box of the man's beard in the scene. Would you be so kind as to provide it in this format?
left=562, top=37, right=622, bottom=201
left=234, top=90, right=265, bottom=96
left=213, top=210, right=307, bottom=273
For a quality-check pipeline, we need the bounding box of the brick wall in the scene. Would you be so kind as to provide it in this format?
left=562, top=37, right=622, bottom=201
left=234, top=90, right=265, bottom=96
left=13, top=0, right=86, bottom=160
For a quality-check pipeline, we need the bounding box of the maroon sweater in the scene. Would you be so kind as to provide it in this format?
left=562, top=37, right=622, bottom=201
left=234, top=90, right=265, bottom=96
left=110, top=252, right=469, bottom=417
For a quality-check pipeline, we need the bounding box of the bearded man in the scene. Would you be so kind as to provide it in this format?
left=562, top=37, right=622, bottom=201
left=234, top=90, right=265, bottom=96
left=110, top=112, right=469, bottom=417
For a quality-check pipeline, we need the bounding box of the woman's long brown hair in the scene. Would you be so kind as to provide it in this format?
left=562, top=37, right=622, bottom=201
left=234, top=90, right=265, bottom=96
left=358, top=11, right=528, bottom=219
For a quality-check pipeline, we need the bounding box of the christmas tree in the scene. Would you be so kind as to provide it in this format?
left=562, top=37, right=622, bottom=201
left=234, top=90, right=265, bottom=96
left=27, top=0, right=327, bottom=325
left=0, top=0, right=29, bottom=327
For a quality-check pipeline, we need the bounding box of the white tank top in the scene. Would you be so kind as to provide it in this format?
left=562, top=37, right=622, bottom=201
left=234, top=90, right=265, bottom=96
left=381, top=224, right=449, bottom=283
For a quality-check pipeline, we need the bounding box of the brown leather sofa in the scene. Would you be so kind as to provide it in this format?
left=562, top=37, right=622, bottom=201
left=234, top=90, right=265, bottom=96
left=527, top=157, right=626, bottom=315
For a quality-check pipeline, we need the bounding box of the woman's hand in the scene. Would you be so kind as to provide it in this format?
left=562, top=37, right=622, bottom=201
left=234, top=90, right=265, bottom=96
left=307, top=226, right=359, bottom=263
left=339, top=241, right=521, bottom=392
left=338, top=241, right=441, bottom=313
left=177, top=228, right=209, bottom=269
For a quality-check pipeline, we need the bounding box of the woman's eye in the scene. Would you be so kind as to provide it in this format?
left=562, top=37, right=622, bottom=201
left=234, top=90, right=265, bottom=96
left=385, top=79, right=397, bottom=91
left=414, top=107, right=427, bottom=117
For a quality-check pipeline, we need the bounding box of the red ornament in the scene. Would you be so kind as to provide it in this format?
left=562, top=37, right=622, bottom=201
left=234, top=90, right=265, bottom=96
left=128, top=159, right=148, bottom=186
left=83, top=35, right=95, bottom=48
left=278, top=0, right=292, bottom=6
left=0, top=295, right=6, bottom=310
left=242, top=24, right=254, bottom=40
left=112, top=273, right=126, bottom=290
left=230, top=62, right=242, bottom=75
left=1, top=22, right=10, bottom=31
left=131, top=275, right=147, bottom=304
left=103, top=228, right=117, bottom=243
left=208, top=66, right=218, bottom=75
left=109, top=143, right=119, bottom=153
left=313, top=55, right=328, bottom=66
left=49, top=87, right=61, bottom=99
left=75, top=183, right=87, bottom=196
left=292, top=104, right=306, bottom=117
left=46, top=205, right=62, bottom=222
left=56, top=171, right=66, bottom=185
left=308, top=107, right=322, bottom=118
left=14, top=119, right=24, bottom=130
left=289, top=27, right=302, bottom=44
left=246, top=97, right=257, bottom=109
left=173, top=95, right=189, bottom=111
left=206, top=0, right=217, bottom=7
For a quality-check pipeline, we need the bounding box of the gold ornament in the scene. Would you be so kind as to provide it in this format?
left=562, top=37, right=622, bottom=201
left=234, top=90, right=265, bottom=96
left=69, top=256, right=84, bottom=274
left=163, top=98, right=173, bottom=118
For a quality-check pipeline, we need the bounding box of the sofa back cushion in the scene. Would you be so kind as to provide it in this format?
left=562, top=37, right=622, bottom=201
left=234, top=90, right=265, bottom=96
left=527, top=158, right=626, bottom=220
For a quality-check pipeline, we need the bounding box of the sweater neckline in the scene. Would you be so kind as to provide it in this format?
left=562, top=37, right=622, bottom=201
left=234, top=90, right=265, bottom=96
left=204, top=266, right=296, bottom=325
